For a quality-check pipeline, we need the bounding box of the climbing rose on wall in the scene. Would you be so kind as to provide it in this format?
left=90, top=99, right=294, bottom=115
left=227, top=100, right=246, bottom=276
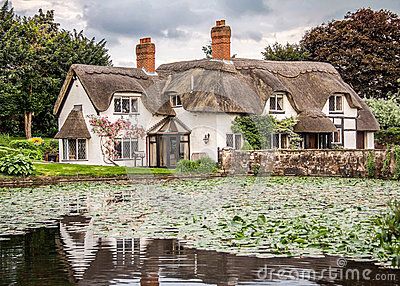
left=88, top=115, right=146, bottom=165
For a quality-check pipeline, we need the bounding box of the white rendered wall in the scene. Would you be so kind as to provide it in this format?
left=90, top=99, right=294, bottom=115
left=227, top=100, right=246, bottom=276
left=58, top=78, right=103, bottom=165
left=174, top=108, right=236, bottom=161
left=366, top=132, right=375, bottom=149
left=262, top=94, right=298, bottom=120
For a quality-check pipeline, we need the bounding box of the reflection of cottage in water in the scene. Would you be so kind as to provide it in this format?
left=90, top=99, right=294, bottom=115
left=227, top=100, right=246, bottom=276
left=59, top=216, right=399, bottom=286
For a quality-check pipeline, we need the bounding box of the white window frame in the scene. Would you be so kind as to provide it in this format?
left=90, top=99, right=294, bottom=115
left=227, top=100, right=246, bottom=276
left=332, top=127, right=342, bottom=144
left=270, top=133, right=288, bottom=149
left=62, top=139, right=87, bottom=161
left=269, top=92, right=284, bottom=113
left=114, top=96, right=139, bottom=114
left=329, top=94, right=343, bottom=113
left=170, top=95, right=182, bottom=108
left=114, top=137, right=139, bottom=160
left=226, top=133, right=242, bottom=150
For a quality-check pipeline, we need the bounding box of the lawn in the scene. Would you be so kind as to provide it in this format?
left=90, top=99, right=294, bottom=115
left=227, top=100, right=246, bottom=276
left=0, top=176, right=399, bottom=266
left=33, top=162, right=175, bottom=177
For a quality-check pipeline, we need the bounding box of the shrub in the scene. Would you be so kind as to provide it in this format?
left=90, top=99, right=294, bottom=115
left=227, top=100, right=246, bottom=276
left=176, top=159, right=198, bottom=173
left=374, top=200, right=400, bottom=266
left=0, top=154, right=35, bottom=176
left=176, top=157, right=217, bottom=174
left=196, top=156, right=218, bottom=173
left=381, top=145, right=392, bottom=178
left=366, top=152, right=376, bottom=178
left=43, top=139, right=59, bottom=154
left=375, top=128, right=400, bottom=146
left=9, top=139, right=37, bottom=150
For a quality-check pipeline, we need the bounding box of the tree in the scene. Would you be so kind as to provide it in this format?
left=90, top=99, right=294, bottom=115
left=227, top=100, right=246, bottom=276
left=261, top=42, right=310, bottom=61
left=301, top=8, right=400, bottom=99
left=0, top=1, right=111, bottom=138
left=202, top=42, right=212, bottom=59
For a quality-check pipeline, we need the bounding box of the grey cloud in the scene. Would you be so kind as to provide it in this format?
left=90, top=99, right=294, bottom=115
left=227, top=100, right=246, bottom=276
left=217, top=0, right=271, bottom=16
left=235, top=30, right=264, bottom=42
left=84, top=0, right=204, bottom=40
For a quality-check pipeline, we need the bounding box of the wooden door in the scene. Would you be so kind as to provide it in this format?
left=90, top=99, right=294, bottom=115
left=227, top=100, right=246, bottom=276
left=356, top=131, right=365, bottom=149
left=306, top=134, right=318, bottom=149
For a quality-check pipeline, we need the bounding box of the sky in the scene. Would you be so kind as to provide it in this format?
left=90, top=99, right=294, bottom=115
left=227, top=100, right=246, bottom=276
left=5, top=0, right=400, bottom=67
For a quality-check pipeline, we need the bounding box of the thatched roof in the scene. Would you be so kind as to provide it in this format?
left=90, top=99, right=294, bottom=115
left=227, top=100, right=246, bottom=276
left=162, top=68, right=263, bottom=114
left=55, top=58, right=379, bottom=133
left=158, top=58, right=379, bottom=131
left=55, top=106, right=91, bottom=139
left=53, top=64, right=174, bottom=116
left=294, top=110, right=337, bottom=133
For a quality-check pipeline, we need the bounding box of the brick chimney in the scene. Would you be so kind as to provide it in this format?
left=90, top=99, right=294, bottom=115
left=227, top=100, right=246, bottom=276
left=136, top=37, right=155, bottom=73
left=211, top=20, right=231, bottom=60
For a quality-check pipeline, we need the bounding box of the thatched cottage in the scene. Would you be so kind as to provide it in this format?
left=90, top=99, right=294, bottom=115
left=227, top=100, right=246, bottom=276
left=54, top=20, right=379, bottom=167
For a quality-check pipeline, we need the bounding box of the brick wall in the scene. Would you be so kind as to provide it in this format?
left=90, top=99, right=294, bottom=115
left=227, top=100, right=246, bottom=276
left=219, top=148, right=393, bottom=178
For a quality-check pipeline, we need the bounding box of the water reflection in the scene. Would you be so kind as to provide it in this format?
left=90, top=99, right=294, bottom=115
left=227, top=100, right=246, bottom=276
left=0, top=215, right=399, bottom=286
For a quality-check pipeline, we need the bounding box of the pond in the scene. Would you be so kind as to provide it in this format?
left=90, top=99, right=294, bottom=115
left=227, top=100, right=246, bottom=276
left=1, top=220, right=399, bottom=285
left=0, top=177, right=400, bottom=284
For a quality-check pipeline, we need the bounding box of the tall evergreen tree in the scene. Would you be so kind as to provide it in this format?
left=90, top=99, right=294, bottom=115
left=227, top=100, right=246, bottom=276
left=0, top=1, right=111, bottom=138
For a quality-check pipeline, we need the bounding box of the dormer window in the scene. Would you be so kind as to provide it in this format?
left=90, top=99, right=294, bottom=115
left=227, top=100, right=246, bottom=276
left=329, top=95, right=343, bottom=113
left=269, top=93, right=284, bottom=113
left=114, top=97, right=139, bottom=114
left=171, top=95, right=182, bottom=108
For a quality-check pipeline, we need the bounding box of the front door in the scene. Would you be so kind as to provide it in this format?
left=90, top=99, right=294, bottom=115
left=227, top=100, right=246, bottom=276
left=168, top=135, right=179, bottom=167
left=356, top=131, right=365, bottom=149
left=158, top=135, right=180, bottom=168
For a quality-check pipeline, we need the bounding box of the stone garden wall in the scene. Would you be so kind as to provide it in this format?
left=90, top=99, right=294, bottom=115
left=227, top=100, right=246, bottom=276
left=219, top=148, right=393, bottom=178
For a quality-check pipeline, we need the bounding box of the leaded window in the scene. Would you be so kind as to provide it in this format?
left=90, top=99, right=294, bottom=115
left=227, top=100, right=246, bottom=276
left=114, top=97, right=139, bottom=114
left=226, top=133, right=242, bottom=150
left=329, top=95, right=343, bottom=112
left=62, top=139, right=87, bottom=160
left=114, top=138, right=139, bottom=160
left=270, top=93, right=284, bottom=112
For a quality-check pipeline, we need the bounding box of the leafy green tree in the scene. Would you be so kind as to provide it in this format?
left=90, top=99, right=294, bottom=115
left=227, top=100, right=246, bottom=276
left=0, top=1, right=111, bottom=138
left=261, top=42, right=310, bottom=61
left=301, top=8, right=400, bottom=99
left=366, top=96, right=400, bottom=130
left=202, top=42, right=212, bottom=59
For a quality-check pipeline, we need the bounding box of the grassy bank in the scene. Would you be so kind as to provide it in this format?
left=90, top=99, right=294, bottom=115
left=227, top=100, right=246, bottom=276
left=33, top=162, right=175, bottom=177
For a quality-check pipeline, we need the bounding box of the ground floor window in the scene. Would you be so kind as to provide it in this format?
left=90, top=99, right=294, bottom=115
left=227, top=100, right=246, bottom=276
left=114, top=138, right=139, bottom=160
left=62, top=139, right=87, bottom=160
left=270, top=133, right=288, bottom=149
left=302, top=133, right=332, bottom=149
left=226, top=133, right=242, bottom=150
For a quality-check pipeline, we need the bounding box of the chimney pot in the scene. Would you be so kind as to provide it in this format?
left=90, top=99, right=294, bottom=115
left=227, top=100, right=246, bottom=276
left=136, top=37, right=156, bottom=73
left=211, top=19, right=231, bottom=60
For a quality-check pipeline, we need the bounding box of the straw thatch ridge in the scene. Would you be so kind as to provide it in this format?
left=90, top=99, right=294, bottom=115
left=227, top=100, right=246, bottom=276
left=294, top=110, right=337, bottom=133
left=55, top=107, right=91, bottom=139
left=53, top=64, right=174, bottom=116
left=158, top=58, right=379, bottom=132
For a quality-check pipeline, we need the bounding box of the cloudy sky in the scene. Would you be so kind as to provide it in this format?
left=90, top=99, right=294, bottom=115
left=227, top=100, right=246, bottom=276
left=6, top=0, right=400, bottom=67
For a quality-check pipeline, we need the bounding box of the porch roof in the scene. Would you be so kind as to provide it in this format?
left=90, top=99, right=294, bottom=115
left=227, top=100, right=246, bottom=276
left=54, top=106, right=91, bottom=139
left=147, top=117, right=191, bottom=134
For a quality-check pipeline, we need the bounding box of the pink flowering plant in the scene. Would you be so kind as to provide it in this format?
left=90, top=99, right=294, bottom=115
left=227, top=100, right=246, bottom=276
left=88, top=115, right=146, bottom=165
